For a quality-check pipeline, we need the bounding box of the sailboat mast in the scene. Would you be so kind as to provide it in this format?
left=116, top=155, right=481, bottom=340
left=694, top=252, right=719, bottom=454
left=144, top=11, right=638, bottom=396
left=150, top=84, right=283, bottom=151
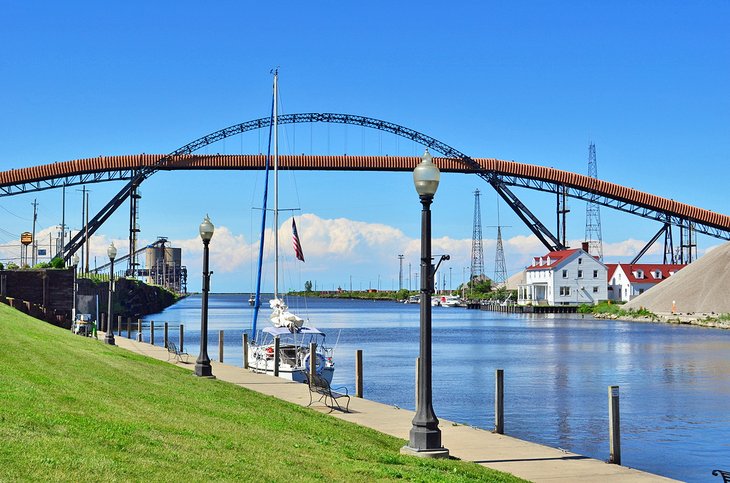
left=273, top=70, right=279, bottom=300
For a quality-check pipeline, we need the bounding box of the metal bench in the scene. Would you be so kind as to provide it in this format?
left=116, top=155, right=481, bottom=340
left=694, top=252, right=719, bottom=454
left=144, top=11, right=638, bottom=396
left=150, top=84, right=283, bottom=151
left=304, top=372, right=350, bottom=413
left=165, top=341, right=190, bottom=363
left=713, top=470, right=730, bottom=482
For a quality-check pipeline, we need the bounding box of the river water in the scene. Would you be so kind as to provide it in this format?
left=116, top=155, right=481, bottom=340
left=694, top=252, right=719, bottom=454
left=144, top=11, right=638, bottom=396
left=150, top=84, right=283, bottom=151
left=144, top=294, right=730, bottom=482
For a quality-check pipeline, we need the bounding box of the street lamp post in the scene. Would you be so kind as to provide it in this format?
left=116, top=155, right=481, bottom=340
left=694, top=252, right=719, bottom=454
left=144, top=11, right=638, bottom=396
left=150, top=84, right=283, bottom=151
left=402, top=149, right=449, bottom=458
left=195, top=215, right=215, bottom=378
left=104, top=244, right=116, bottom=345
left=71, top=253, right=80, bottom=321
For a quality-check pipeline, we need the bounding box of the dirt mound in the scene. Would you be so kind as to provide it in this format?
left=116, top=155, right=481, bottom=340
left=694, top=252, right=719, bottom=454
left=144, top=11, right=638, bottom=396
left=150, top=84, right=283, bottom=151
left=624, top=241, right=730, bottom=314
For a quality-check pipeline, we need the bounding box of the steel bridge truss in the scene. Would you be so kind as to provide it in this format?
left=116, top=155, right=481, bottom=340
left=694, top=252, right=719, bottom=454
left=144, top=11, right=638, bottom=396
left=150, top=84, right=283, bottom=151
left=4, top=112, right=720, bottom=261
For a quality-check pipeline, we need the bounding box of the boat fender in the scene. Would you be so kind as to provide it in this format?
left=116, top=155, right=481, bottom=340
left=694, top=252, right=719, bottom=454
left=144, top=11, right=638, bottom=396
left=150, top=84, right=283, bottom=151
left=303, top=353, right=326, bottom=374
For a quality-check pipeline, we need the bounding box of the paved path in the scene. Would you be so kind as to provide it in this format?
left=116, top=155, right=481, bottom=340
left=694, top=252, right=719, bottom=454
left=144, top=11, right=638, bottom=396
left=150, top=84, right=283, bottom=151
left=107, top=333, right=677, bottom=482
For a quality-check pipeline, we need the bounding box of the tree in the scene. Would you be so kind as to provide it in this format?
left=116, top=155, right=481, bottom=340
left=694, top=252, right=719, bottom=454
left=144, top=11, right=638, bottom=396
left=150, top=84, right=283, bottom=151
left=50, top=257, right=65, bottom=269
left=304, top=280, right=313, bottom=292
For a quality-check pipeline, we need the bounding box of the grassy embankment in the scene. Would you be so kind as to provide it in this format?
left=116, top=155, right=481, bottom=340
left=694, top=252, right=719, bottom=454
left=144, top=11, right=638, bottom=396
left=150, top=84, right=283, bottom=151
left=577, top=301, right=655, bottom=318
left=0, top=303, right=525, bottom=482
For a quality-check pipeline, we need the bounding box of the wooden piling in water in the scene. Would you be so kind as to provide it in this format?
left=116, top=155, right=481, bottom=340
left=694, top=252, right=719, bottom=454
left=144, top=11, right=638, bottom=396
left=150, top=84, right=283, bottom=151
left=127, top=317, right=131, bottom=338
left=163, top=322, right=169, bottom=349
left=136, top=319, right=142, bottom=342
left=179, top=324, right=184, bottom=352
left=117, top=315, right=122, bottom=335
left=495, top=369, right=504, bottom=434
left=355, top=349, right=363, bottom=398
left=242, top=333, right=249, bottom=369
left=309, top=342, right=317, bottom=381
left=273, top=336, right=280, bottom=377
left=609, top=385, right=621, bottom=465
left=150, top=320, right=154, bottom=345
left=219, top=330, right=224, bottom=363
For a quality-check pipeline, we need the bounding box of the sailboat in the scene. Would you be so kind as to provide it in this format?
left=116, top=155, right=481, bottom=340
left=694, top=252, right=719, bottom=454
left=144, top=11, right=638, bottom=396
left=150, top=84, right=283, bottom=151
left=247, top=70, right=335, bottom=383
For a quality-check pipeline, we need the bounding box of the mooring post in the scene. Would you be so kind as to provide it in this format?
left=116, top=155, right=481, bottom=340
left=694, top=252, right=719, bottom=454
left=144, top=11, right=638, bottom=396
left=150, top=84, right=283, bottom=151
left=136, top=319, right=142, bottom=342
left=355, top=349, right=363, bottom=398
left=179, top=324, right=184, bottom=352
left=242, top=333, right=249, bottom=369
left=495, top=369, right=504, bottom=434
left=101, top=313, right=106, bottom=333
left=609, top=385, right=621, bottom=465
left=117, top=315, right=122, bottom=335
left=273, top=336, right=280, bottom=377
left=163, top=322, right=169, bottom=349
left=150, top=320, right=155, bottom=346
left=309, top=342, right=317, bottom=381
left=218, top=330, right=224, bottom=363
left=126, top=317, right=131, bottom=338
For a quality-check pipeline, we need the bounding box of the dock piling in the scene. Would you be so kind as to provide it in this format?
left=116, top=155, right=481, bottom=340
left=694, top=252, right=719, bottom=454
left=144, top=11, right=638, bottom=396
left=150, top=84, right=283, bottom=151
left=495, top=369, right=504, bottom=434
left=163, top=322, right=169, bottom=349
left=309, top=342, right=317, bottom=381
left=136, top=319, right=142, bottom=342
left=117, top=315, right=122, bottom=335
left=273, top=336, right=280, bottom=377
left=609, top=385, right=621, bottom=464
left=242, top=333, right=249, bottom=369
left=150, top=320, right=155, bottom=345
left=179, top=324, right=184, bottom=352
left=355, top=349, right=363, bottom=398
left=218, top=330, right=224, bottom=363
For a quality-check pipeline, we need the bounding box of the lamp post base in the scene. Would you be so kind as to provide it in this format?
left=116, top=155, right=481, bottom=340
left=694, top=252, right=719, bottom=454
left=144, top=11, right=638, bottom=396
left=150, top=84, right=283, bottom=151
left=194, top=362, right=214, bottom=378
left=104, top=333, right=115, bottom=346
left=400, top=445, right=450, bottom=459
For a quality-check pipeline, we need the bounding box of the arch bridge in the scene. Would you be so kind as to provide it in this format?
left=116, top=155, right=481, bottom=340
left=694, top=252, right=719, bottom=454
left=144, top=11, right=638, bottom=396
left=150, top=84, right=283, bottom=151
left=1, top=113, right=728, bottom=267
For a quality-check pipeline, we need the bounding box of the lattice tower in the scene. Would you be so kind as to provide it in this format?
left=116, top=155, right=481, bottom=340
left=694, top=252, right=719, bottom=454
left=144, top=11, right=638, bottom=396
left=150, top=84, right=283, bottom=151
left=493, top=202, right=508, bottom=288
left=470, top=189, right=485, bottom=281
left=584, top=143, right=604, bottom=260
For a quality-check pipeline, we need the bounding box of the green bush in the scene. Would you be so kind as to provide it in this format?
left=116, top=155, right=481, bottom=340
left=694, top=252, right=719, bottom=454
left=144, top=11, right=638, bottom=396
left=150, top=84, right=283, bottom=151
left=50, top=257, right=65, bottom=269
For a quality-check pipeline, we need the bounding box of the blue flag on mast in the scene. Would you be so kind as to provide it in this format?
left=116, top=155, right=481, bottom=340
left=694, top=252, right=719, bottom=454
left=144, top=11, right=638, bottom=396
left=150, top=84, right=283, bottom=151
left=292, top=218, right=305, bottom=262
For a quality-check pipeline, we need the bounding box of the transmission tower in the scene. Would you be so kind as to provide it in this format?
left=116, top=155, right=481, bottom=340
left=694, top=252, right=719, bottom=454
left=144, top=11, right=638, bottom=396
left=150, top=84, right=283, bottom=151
left=470, top=189, right=485, bottom=281
left=584, top=143, right=604, bottom=260
left=492, top=201, right=509, bottom=288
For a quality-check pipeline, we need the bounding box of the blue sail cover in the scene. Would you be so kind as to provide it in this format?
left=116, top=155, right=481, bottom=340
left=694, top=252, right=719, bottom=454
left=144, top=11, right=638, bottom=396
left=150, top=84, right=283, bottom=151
left=262, top=326, right=324, bottom=336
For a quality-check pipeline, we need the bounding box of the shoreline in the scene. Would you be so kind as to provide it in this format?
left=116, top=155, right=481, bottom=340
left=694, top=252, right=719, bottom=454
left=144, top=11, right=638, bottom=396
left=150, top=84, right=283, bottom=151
left=594, top=311, right=730, bottom=329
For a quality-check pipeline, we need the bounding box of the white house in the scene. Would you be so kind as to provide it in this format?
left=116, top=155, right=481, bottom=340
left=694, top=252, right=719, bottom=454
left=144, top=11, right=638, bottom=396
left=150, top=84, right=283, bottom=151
left=606, top=263, right=685, bottom=302
left=518, top=243, right=608, bottom=306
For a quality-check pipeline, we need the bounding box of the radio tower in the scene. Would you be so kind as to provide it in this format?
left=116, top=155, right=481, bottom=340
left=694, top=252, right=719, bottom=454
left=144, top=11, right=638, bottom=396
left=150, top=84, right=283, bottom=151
left=470, top=189, right=485, bottom=281
left=493, top=201, right=508, bottom=288
left=584, top=143, right=604, bottom=260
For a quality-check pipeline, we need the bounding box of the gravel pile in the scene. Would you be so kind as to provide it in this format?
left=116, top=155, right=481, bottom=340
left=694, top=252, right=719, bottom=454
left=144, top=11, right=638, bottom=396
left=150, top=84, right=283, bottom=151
left=624, top=241, right=730, bottom=315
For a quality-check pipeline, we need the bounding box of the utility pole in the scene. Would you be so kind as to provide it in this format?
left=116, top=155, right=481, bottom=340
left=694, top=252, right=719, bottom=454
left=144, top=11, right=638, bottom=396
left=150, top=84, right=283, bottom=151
left=398, top=254, right=404, bottom=291
left=31, top=199, right=39, bottom=266
left=84, top=190, right=90, bottom=273
left=77, top=186, right=87, bottom=272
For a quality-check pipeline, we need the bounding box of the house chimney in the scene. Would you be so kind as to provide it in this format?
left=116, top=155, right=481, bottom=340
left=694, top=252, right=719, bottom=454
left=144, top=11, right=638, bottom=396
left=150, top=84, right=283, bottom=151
left=582, top=241, right=589, bottom=252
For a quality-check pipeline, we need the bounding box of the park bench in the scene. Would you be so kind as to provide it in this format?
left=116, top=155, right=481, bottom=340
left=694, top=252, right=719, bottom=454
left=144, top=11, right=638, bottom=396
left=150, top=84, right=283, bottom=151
left=165, top=341, right=190, bottom=363
left=304, top=371, right=350, bottom=413
left=713, top=470, right=730, bottom=482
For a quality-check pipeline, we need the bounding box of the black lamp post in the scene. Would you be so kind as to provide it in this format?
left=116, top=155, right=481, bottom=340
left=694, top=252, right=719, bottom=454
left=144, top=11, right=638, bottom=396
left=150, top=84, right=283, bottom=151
left=195, top=215, right=215, bottom=378
left=104, top=243, right=117, bottom=346
left=402, top=149, right=449, bottom=458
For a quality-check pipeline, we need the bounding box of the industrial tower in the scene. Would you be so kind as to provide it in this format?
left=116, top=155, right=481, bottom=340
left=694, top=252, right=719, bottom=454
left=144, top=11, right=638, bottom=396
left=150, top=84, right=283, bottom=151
left=584, top=143, right=604, bottom=260
left=492, top=201, right=508, bottom=288
left=470, top=189, right=485, bottom=281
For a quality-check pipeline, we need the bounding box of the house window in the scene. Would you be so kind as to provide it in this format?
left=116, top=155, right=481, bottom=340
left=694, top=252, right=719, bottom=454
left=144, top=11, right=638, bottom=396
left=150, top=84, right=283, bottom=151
left=578, top=258, right=582, bottom=264
left=593, top=286, right=599, bottom=293
left=577, top=270, right=583, bottom=278
left=559, top=286, right=571, bottom=296
left=562, top=269, right=568, bottom=278
left=593, top=270, right=598, bottom=278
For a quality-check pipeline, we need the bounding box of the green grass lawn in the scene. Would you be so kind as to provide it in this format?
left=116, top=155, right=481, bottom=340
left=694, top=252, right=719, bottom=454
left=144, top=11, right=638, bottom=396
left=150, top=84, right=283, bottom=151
left=0, top=304, right=526, bottom=482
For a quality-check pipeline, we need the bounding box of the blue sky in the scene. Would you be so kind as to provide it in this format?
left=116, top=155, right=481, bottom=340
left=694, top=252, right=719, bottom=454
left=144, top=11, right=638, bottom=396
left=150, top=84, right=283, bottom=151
left=1, top=1, right=728, bottom=293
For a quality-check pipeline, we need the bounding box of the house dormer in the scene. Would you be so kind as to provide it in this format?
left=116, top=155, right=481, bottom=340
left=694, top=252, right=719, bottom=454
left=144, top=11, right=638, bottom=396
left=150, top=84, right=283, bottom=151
left=633, top=269, right=644, bottom=279
left=651, top=270, right=662, bottom=279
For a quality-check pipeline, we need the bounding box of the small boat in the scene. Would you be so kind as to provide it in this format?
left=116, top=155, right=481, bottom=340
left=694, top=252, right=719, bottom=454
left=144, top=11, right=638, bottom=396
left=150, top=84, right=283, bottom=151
left=440, top=295, right=463, bottom=307
left=247, top=70, right=335, bottom=384
left=248, top=294, right=255, bottom=306
left=403, top=295, right=420, bottom=304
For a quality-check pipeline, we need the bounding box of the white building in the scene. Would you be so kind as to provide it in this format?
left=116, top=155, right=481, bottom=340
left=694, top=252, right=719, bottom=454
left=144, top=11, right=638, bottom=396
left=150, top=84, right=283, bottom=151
left=606, top=263, right=685, bottom=302
left=518, top=244, right=608, bottom=306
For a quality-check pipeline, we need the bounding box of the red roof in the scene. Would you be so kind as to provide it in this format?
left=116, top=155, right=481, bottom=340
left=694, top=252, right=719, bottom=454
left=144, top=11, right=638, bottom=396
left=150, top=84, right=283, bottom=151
left=526, top=248, right=580, bottom=271
left=607, top=263, right=686, bottom=284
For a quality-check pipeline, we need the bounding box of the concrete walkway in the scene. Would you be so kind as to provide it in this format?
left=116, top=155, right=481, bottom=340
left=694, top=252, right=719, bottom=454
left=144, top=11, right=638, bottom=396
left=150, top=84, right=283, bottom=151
left=106, top=333, right=677, bottom=483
